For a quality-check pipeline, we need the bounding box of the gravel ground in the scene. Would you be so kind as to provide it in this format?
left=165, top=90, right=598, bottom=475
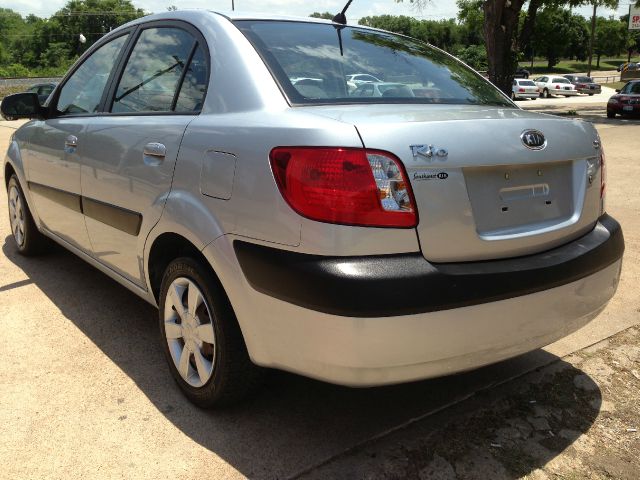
left=301, top=327, right=640, bottom=480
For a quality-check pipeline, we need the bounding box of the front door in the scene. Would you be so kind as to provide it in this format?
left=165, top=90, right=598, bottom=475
left=24, top=33, right=131, bottom=251
left=81, top=24, right=209, bottom=285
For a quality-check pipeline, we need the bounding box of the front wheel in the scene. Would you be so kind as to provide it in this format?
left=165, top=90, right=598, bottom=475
left=542, top=88, right=550, bottom=98
left=159, top=257, right=262, bottom=408
left=7, top=175, right=49, bottom=255
left=607, top=110, right=616, bottom=119
left=589, top=93, right=594, bottom=96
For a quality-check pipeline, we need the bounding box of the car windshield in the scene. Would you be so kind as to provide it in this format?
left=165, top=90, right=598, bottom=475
left=621, top=82, right=640, bottom=94
left=236, top=20, right=512, bottom=107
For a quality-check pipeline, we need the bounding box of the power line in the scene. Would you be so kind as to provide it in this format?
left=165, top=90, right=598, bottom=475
left=0, top=11, right=145, bottom=17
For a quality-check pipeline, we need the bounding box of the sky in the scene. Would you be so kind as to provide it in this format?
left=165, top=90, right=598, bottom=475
left=2, top=0, right=637, bottom=24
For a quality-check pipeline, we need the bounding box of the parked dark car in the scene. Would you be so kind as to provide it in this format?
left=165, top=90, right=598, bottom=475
left=24, top=83, right=58, bottom=106
left=514, top=67, right=530, bottom=79
left=607, top=80, right=640, bottom=118
left=563, top=75, right=601, bottom=95
left=617, top=62, right=640, bottom=72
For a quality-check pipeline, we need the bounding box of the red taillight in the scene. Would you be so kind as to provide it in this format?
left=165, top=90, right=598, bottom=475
left=518, top=87, right=525, bottom=92
left=555, top=85, right=561, bottom=89
left=269, top=147, right=417, bottom=228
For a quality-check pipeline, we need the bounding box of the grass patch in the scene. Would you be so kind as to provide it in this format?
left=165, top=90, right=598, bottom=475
left=604, top=81, right=627, bottom=91
left=519, top=58, right=629, bottom=74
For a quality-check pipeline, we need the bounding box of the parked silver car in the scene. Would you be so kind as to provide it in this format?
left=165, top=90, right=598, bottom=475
left=2, top=11, right=624, bottom=407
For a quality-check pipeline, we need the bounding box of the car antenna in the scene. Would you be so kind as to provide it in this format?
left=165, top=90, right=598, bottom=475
left=333, top=0, right=354, bottom=25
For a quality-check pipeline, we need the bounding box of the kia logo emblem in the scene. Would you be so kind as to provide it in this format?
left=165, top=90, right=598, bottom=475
left=521, top=130, right=546, bottom=150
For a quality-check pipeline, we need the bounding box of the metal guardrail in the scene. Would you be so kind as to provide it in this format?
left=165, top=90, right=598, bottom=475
left=591, top=75, right=621, bottom=84
left=0, top=77, right=63, bottom=87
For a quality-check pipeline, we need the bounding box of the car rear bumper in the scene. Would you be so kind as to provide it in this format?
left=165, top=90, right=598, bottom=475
left=225, top=215, right=624, bottom=386
left=235, top=214, right=623, bottom=318
left=514, top=92, right=539, bottom=99
left=578, top=87, right=601, bottom=94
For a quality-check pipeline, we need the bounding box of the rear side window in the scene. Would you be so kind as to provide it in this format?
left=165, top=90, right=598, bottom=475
left=112, top=27, right=205, bottom=113
left=174, top=45, right=208, bottom=112
left=57, top=34, right=129, bottom=115
left=236, top=21, right=511, bottom=107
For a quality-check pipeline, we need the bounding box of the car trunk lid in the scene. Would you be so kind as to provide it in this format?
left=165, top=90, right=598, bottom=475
left=304, top=104, right=603, bottom=262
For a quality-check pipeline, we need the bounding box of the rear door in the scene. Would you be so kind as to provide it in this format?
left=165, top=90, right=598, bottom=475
left=81, top=22, right=209, bottom=285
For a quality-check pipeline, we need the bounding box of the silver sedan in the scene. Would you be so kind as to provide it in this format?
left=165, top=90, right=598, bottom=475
left=2, top=11, right=624, bottom=407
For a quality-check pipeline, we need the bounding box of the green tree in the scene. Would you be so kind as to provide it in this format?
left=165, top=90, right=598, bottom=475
left=456, top=0, right=484, bottom=46
left=454, top=44, right=488, bottom=70
left=50, top=0, right=146, bottom=57
left=570, top=0, right=619, bottom=76
left=593, top=17, right=627, bottom=66
left=309, top=12, right=334, bottom=20
left=396, top=0, right=524, bottom=94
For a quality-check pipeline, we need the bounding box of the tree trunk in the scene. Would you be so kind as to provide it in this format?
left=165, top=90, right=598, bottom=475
left=587, top=3, right=597, bottom=77
left=519, top=0, right=543, bottom=53
left=597, top=53, right=601, bottom=68
left=483, top=0, right=526, bottom=94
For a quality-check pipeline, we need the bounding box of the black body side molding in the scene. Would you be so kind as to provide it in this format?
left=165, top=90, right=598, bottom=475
left=28, top=181, right=142, bottom=236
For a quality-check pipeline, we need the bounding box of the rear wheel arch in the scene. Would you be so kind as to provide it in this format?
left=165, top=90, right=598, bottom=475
left=148, top=232, right=214, bottom=304
left=4, top=162, right=16, bottom=189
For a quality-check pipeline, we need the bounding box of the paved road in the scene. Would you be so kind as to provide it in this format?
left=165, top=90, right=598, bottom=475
left=1, top=117, right=638, bottom=479
left=517, top=86, right=616, bottom=107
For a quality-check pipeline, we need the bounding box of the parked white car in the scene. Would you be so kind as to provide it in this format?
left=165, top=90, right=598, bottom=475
left=533, top=76, right=578, bottom=98
left=511, top=79, right=539, bottom=100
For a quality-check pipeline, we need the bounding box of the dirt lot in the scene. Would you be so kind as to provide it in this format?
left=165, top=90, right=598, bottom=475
left=0, top=113, right=638, bottom=479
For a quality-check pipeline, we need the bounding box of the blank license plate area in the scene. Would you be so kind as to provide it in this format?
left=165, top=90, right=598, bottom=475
left=623, top=105, right=634, bottom=111
left=464, top=161, right=575, bottom=235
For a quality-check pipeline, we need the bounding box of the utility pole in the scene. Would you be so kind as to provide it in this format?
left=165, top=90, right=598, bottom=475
left=586, top=1, right=597, bottom=77
left=232, top=0, right=235, bottom=10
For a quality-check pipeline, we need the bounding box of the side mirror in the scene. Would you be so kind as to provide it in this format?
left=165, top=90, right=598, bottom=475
left=1, top=92, right=46, bottom=120
left=615, top=89, right=620, bottom=93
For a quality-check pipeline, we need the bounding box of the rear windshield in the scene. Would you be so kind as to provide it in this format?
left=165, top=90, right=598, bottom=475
left=236, top=20, right=512, bottom=107
left=552, top=78, right=570, bottom=84
left=577, top=77, right=593, bottom=83
left=518, top=80, right=536, bottom=86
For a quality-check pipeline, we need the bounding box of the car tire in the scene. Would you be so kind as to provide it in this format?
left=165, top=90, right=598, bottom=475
left=607, top=110, right=615, bottom=119
left=589, top=93, right=594, bottom=96
left=159, top=257, right=263, bottom=408
left=7, top=174, right=50, bottom=256
left=510, top=92, right=516, bottom=100
left=542, top=88, right=550, bottom=98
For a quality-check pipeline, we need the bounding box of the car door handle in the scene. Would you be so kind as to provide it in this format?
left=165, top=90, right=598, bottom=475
left=143, top=142, right=166, bottom=159
left=65, top=135, right=78, bottom=148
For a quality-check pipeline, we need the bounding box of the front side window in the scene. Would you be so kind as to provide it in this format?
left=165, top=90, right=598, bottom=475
left=57, top=34, right=129, bottom=115
left=236, top=21, right=512, bottom=107
left=112, top=27, right=199, bottom=113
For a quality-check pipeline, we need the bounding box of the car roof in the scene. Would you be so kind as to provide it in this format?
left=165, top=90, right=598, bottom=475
left=109, top=9, right=391, bottom=38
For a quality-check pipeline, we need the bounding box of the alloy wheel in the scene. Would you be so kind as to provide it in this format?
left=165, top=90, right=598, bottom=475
left=163, top=277, right=216, bottom=387
left=8, top=185, right=25, bottom=247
